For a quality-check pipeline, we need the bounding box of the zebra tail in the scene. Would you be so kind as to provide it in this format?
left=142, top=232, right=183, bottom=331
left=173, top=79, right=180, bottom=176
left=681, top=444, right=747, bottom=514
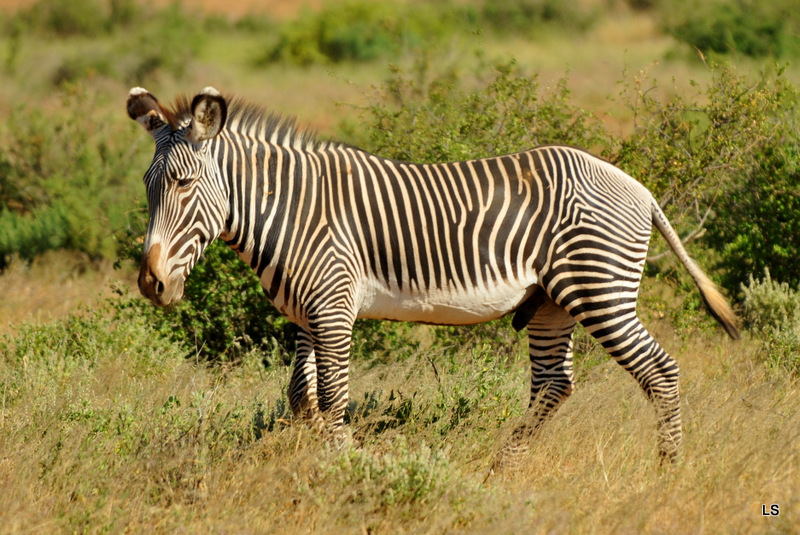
left=651, top=199, right=740, bottom=340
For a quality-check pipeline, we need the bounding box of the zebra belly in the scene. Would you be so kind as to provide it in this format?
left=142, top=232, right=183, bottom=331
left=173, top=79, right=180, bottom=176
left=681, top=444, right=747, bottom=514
left=358, top=279, right=537, bottom=325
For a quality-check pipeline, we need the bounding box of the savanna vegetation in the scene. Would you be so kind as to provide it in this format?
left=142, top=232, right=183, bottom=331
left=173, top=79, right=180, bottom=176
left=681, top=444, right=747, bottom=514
left=1, top=0, right=799, bottom=532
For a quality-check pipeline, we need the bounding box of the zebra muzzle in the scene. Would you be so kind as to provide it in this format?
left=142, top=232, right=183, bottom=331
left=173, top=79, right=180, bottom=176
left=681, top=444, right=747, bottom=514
left=138, top=243, right=185, bottom=306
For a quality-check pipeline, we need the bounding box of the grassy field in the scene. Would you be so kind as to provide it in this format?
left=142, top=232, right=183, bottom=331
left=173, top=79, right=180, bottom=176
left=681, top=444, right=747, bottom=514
left=1, top=292, right=797, bottom=533
left=1, top=0, right=800, bottom=533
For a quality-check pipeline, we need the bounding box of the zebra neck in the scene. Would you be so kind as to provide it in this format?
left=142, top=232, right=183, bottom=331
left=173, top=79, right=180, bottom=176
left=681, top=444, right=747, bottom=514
left=217, top=136, right=322, bottom=281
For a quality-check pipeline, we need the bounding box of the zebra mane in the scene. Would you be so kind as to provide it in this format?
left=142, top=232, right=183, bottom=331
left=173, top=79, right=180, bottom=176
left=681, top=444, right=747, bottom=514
left=166, top=93, right=339, bottom=151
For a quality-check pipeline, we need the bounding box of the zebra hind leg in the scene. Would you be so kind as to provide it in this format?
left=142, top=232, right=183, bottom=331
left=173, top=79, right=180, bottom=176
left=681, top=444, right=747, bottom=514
left=492, top=297, right=577, bottom=474
left=585, top=315, right=681, bottom=465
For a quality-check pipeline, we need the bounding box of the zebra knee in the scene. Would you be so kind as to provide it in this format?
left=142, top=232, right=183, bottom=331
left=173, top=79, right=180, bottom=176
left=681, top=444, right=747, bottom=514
left=288, top=379, right=317, bottom=420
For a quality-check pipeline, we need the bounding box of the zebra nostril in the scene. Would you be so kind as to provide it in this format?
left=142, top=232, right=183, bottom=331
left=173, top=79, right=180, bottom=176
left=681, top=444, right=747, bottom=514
left=154, top=279, right=165, bottom=296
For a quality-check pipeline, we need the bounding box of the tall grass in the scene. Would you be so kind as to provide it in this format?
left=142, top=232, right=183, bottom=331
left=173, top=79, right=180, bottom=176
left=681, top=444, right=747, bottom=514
left=0, top=297, right=797, bottom=533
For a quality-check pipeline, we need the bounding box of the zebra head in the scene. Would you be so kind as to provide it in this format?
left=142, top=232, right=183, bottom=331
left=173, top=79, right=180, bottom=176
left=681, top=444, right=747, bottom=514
left=127, top=87, right=229, bottom=306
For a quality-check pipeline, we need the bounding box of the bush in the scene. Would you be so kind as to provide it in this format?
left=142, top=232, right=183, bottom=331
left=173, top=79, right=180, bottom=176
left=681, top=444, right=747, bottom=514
left=260, top=1, right=449, bottom=66
left=697, top=67, right=800, bottom=293
left=115, top=3, right=202, bottom=83
left=0, top=85, right=146, bottom=266
left=480, top=0, right=598, bottom=35
left=25, top=0, right=109, bottom=37
left=3, top=1, right=203, bottom=85
left=660, top=0, right=800, bottom=58
left=0, top=205, right=71, bottom=268
left=0, top=307, right=186, bottom=409
left=710, top=141, right=800, bottom=292
left=741, top=270, right=800, bottom=332
left=319, top=442, right=457, bottom=509
left=6, top=0, right=141, bottom=37
left=361, top=54, right=609, bottom=163
left=257, top=0, right=600, bottom=67
left=52, top=3, right=203, bottom=85
left=114, top=240, right=295, bottom=363
left=614, top=64, right=794, bottom=266
left=740, top=270, right=800, bottom=374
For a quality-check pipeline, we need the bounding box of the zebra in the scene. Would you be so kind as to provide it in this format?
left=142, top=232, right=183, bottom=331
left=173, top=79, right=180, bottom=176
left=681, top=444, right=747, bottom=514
left=127, top=86, right=739, bottom=468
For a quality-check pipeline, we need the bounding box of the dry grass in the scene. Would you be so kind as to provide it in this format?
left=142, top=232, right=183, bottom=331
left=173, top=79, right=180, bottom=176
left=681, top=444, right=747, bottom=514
left=0, top=253, right=136, bottom=336
left=1, top=301, right=797, bottom=533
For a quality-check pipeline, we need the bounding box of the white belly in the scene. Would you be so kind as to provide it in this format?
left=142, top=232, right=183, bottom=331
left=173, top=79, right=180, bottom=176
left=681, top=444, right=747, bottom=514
left=358, top=277, right=537, bottom=325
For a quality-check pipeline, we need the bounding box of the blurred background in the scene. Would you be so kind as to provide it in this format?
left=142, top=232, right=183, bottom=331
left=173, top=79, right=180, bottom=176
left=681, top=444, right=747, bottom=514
left=0, top=0, right=798, bottom=348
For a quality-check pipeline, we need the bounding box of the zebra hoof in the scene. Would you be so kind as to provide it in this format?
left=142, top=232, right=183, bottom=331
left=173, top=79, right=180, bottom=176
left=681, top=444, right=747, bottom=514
left=487, top=443, right=529, bottom=479
left=326, top=426, right=360, bottom=451
left=657, top=447, right=679, bottom=468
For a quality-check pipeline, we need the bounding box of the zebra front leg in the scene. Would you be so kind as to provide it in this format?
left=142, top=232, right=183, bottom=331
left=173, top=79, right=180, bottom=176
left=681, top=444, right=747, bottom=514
left=494, top=298, right=577, bottom=473
left=308, top=316, right=355, bottom=442
left=288, top=327, right=321, bottom=424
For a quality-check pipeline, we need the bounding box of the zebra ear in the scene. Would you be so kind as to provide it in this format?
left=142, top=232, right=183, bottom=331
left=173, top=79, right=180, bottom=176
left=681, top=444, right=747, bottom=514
left=127, top=87, right=168, bottom=137
left=188, top=87, right=227, bottom=144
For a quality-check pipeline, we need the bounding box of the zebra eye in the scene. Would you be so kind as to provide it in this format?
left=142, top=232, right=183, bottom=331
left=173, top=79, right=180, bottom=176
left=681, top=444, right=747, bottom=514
left=176, top=178, right=193, bottom=188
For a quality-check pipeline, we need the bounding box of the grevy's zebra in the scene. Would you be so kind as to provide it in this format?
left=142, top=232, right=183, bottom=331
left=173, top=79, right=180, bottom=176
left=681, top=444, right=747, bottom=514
left=128, top=86, right=739, bottom=467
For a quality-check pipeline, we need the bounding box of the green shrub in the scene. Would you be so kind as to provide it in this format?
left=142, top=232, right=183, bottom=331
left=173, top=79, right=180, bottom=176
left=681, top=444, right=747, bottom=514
left=0, top=205, right=70, bottom=268
left=741, top=270, right=800, bottom=332
left=349, top=342, right=524, bottom=439
left=480, top=0, right=598, bottom=35
left=660, top=0, right=800, bottom=58
left=711, top=144, right=800, bottom=292
left=256, top=0, right=599, bottom=67
left=114, top=240, right=295, bottom=363
left=0, top=85, right=146, bottom=265
left=2, top=1, right=203, bottom=85
left=350, top=319, right=421, bottom=363
left=361, top=54, right=609, bottom=163
left=53, top=3, right=203, bottom=85
left=320, top=442, right=456, bottom=509
left=6, top=0, right=142, bottom=37
left=117, top=3, right=202, bottom=83
left=430, top=317, right=523, bottom=360
left=740, top=270, right=800, bottom=374
left=614, top=64, right=794, bottom=265
left=624, top=0, right=658, bottom=10
left=30, top=0, right=109, bottom=37
left=705, top=83, right=800, bottom=292
left=0, top=308, right=186, bottom=409
left=259, top=1, right=452, bottom=66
